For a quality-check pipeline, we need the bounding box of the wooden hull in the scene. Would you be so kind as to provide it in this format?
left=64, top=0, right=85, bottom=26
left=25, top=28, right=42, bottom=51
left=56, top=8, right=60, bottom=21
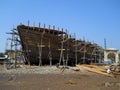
left=17, top=25, right=75, bottom=65
left=17, top=25, right=103, bottom=65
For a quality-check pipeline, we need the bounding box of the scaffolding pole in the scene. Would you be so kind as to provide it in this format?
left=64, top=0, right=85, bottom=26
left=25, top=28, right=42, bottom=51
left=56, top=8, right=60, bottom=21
left=48, top=40, right=52, bottom=66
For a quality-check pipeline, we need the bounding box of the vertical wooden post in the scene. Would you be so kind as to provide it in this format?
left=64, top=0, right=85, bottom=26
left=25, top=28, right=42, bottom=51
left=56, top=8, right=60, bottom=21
left=28, top=20, right=30, bottom=30
left=10, top=34, right=13, bottom=53
left=91, top=47, right=96, bottom=64
left=58, top=27, right=59, bottom=35
left=33, top=22, right=35, bottom=30
left=95, top=54, right=97, bottom=63
left=83, top=44, right=86, bottom=64
left=20, top=23, right=22, bottom=25
left=25, top=44, right=31, bottom=66
left=38, top=22, right=40, bottom=31
left=53, top=25, right=55, bottom=30
left=99, top=50, right=102, bottom=63
left=48, top=25, right=50, bottom=33
left=14, top=36, right=17, bottom=68
left=65, top=29, right=67, bottom=38
left=38, top=28, right=45, bottom=66
left=75, top=41, right=78, bottom=65
left=59, top=28, right=64, bottom=66
left=38, top=42, right=42, bottom=66
left=44, top=24, right=46, bottom=31
left=48, top=40, right=52, bottom=66
left=73, top=33, right=78, bottom=65
left=60, top=28, right=63, bottom=38
left=62, top=56, right=65, bottom=67
left=66, top=35, right=69, bottom=66
left=53, top=25, right=55, bottom=34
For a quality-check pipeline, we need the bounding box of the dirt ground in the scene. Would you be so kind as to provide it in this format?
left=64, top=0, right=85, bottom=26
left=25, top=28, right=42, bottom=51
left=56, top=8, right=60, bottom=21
left=0, top=65, right=120, bottom=90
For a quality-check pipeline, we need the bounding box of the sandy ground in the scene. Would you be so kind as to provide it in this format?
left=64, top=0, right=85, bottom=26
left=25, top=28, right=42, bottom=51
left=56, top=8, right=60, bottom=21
left=0, top=65, right=120, bottom=90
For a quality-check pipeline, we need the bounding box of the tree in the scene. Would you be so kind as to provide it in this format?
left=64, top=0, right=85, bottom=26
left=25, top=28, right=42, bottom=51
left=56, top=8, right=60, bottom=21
left=5, top=49, right=14, bottom=55
left=0, top=53, right=4, bottom=57
left=107, top=53, right=115, bottom=60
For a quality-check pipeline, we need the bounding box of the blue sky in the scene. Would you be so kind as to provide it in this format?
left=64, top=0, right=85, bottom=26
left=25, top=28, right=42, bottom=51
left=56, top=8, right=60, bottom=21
left=0, top=0, right=120, bottom=52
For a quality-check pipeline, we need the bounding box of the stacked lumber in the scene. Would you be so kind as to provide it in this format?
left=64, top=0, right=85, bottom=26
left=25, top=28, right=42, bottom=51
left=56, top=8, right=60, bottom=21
left=76, top=64, right=113, bottom=77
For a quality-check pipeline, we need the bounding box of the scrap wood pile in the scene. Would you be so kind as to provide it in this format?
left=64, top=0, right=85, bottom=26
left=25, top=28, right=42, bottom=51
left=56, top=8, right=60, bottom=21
left=76, top=64, right=113, bottom=77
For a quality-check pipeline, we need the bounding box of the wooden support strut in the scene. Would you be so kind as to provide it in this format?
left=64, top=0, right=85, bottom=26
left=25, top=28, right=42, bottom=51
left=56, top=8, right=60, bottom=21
left=58, top=27, right=59, bottom=35
left=84, top=44, right=87, bottom=63
left=53, top=25, right=55, bottom=34
left=38, top=43, right=42, bottom=66
left=28, top=20, right=30, bottom=30
left=33, top=22, right=35, bottom=30
left=44, top=24, right=46, bottom=32
left=48, top=25, right=50, bottom=33
left=59, top=28, right=64, bottom=65
left=48, top=40, right=52, bottom=66
left=38, top=22, right=40, bottom=31
left=75, top=39, right=78, bottom=65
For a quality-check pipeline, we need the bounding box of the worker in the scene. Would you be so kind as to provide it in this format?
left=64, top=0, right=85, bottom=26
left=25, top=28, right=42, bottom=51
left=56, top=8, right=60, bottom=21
left=107, top=68, right=112, bottom=74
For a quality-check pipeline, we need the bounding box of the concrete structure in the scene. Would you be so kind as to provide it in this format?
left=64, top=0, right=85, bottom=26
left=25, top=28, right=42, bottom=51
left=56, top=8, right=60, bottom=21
left=104, top=48, right=119, bottom=63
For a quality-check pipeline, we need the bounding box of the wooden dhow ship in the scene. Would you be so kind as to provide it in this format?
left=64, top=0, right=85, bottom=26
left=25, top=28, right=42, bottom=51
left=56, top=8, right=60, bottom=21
left=17, top=23, right=103, bottom=66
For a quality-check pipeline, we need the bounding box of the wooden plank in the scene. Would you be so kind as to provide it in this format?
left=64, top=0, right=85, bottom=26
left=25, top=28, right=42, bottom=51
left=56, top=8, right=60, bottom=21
left=76, top=65, right=113, bottom=77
